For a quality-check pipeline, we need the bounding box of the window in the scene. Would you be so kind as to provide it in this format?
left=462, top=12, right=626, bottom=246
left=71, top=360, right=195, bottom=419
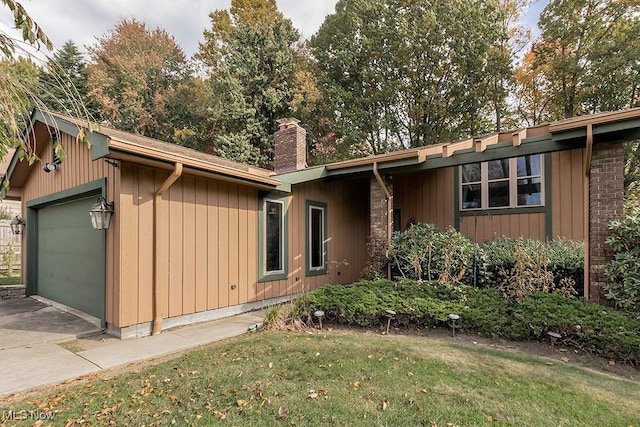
left=259, top=196, right=288, bottom=281
left=306, top=201, right=327, bottom=276
left=460, top=154, right=543, bottom=210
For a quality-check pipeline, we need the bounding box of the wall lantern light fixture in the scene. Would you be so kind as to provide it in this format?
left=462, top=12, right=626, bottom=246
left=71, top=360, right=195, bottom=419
left=89, top=196, right=114, bottom=230
left=10, top=215, right=25, bottom=235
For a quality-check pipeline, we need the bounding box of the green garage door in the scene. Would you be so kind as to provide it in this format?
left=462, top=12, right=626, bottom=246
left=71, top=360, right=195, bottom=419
left=37, top=196, right=105, bottom=321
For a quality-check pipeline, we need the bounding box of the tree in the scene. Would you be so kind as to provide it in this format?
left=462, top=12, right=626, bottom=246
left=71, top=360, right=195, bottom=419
left=38, top=40, right=99, bottom=117
left=533, top=0, right=639, bottom=119
left=1, top=0, right=92, bottom=166
left=197, top=0, right=303, bottom=167
left=87, top=19, right=193, bottom=141
left=311, top=0, right=509, bottom=156
left=512, top=51, right=552, bottom=126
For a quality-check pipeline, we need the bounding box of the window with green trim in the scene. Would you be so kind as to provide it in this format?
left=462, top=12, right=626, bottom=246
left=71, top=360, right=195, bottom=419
left=460, top=154, right=543, bottom=210
left=259, top=195, right=288, bottom=281
left=306, top=200, right=327, bottom=276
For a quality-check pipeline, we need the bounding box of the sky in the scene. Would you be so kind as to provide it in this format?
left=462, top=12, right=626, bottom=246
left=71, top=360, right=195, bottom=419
left=0, top=0, right=548, bottom=59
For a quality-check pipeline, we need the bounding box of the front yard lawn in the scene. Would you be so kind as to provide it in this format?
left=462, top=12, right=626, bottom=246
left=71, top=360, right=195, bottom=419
left=1, top=331, right=639, bottom=426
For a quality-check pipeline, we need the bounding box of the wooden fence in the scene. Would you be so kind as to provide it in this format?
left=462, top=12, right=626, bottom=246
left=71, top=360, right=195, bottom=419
left=0, top=221, right=21, bottom=275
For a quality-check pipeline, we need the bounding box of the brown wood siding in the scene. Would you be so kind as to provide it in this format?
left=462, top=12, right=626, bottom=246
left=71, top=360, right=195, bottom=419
left=21, top=124, right=121, bottom=326
left=260, top=178, right=370, bottom=296
left=552, top=149, right=584, bottom=240
left=393, top=168, right=455, bottom=231
left=118, top=164, right=266, bottom=327
left=459, top=212, right=545, bottom=242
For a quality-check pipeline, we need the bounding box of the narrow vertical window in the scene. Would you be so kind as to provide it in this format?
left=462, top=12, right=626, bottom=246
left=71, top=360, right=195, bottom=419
left=306, top=201, right=327, bottom=276
left=265, top=200, right=283, bottom=273
left=259, top=195, right=288, bottom=281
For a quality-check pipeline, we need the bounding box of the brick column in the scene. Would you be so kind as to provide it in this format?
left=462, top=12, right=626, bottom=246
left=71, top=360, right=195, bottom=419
left=366, top=175, right=393, bottom=277
left=588, top=141, right=624, bottom=304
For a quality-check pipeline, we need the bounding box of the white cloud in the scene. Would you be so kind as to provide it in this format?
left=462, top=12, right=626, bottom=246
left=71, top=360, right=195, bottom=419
left=0, top=0, right=338, bottom=58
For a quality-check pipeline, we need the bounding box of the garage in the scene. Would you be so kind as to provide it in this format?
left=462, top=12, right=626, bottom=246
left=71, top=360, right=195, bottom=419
left=36, top=195, right=105, bottom=321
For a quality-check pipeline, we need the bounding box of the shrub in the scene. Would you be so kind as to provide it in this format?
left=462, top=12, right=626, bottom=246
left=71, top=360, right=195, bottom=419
left=603, top=207, right=640, bottom=314
left=388, top=223, right=474, bottom=283
left=498, top=238, right=576, bottom=302
left=476, top=237, right=583, bottom=296
left=302, top=280, right=640, bottom=365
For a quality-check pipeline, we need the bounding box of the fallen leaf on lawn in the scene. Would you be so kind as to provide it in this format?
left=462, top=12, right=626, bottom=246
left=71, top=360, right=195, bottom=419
left=170, top=395, right=178, bottom=402
left=237, top=399, right=249, bottom=407
left=417, top=389, right=428, bottom=394
left=377, top=400, right=389, bottom=410
left=269, top=362, right=274, bottom=368
left=315, top=352, right=320, bottom=357
left=367, top=355, right=373, bottom=359
left=353, top=381, right=360, bottom=388
left=309, top=391, right=318, bottom=399
left=487, top=416, right=494, bottom=422
left=278, top=407, right=289, bottom=418
left=220, top=413, right=227, bottom=420
left=561, top=357, right=570, bottom=363
left=407, top=372, right=414, bottom=377
left=32, top=421, right=44, bottom=427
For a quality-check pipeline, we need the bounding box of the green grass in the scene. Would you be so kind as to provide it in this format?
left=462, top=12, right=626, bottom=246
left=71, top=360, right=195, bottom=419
left=2, top=331, right=639, bottom=426
left=0, top=275, right=20, bottom=286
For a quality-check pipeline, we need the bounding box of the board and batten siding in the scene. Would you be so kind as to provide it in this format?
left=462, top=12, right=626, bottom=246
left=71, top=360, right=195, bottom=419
left=393, top=148, right=584, bottom=243
left=551, top=148, right=584, bottom=241
left=260, top=178, right=370, bottom=299
left=21, top=123, right=121, bottom=326
left=394, top=168, right=456, bottom=232
left=117, top=163, right=260, bottom=328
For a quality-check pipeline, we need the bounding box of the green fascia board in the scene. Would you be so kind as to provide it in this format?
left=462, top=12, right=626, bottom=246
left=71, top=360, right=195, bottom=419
left=305, top=200, right=328, bottom=277
left=275, top=166, right=328, bottom=186
left=32, top=110, right=110, bottom=160
left=552, top=118, right=640, bottom=142
left=27, top=178, right=106, bottom=208
left=0, top=146, right=24, bottom=198
left=257, top=192, right=289, bottom=283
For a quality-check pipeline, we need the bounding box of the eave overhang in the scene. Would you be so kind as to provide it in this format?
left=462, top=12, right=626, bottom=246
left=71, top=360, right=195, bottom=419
left=277, top=107, right=640, bottom=185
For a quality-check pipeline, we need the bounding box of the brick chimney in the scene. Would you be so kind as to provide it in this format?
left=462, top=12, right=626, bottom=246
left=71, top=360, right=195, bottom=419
left=274, top=118, right=307, bottom=174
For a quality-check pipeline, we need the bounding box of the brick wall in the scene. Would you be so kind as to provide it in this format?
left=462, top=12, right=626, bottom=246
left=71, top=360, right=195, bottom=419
left=0, top=284, right=25, bottom=299
left=366, top=175, right=393, bottom=277
left=588, top=141, right=624, bottom=304
left=274, top=124, right=307, bottom=174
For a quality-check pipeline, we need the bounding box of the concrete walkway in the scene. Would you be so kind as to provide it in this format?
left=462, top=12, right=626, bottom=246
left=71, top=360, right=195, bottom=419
left=0, top=300, right=264, bottom=398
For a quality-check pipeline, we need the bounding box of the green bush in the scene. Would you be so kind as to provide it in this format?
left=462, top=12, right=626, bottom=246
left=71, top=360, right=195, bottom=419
left=303, top=280, right=640, bottom=365
left=388, top=224, right=474, bottom=283
left=604, top=207, right=640, bottom=314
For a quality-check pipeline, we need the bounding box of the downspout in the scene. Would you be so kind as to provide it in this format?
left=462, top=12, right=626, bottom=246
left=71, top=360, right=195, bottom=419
left=152, top=162, right=183, bottom=335
left=583, top=124, right=593, bottom=300
left=373, top=162, right=393, bottom=280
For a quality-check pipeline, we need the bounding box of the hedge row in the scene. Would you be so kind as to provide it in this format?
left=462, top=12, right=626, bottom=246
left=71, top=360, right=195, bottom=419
left=302, top=280, right=640, bottom=365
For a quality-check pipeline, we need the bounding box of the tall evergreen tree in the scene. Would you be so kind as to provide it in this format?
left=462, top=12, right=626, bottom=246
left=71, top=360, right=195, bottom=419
left=197, top=0, right=302, bottom=167
left=38, top=40, right=99, bottom=117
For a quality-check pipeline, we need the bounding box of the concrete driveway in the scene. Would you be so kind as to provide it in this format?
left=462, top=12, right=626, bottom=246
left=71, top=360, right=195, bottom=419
left=0, top=297, right=102, bottom=350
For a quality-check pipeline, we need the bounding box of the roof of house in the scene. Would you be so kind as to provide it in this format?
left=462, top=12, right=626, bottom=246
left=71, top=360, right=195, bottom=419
left=276, top=107, right=640, bottom=189
left=2, top=109, right=281, bottom=194
left=3, top=107, right=640, bottom=196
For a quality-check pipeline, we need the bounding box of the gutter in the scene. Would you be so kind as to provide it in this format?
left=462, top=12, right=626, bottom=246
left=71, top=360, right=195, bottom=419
left=152, top=162, right=183, bottom=335
left=583, top=125, right=593, bottom=300
left=372, top=162, right=393, bottom=280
